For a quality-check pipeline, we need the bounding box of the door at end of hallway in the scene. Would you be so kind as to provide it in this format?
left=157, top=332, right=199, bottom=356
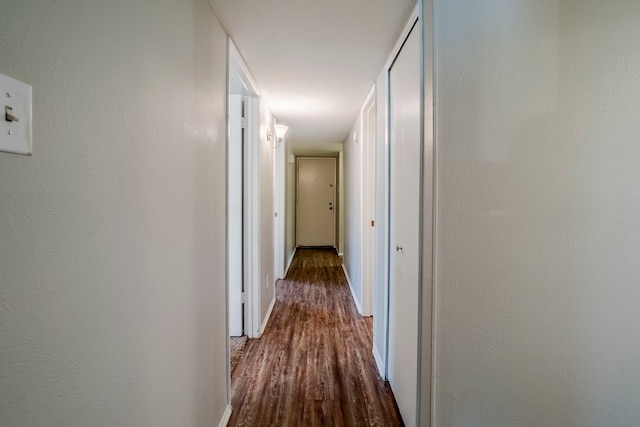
left=296, top=157, right=337, bottom=247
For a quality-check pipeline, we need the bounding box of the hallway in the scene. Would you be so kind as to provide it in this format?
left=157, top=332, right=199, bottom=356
left=229, top=249, right=403, bottom=426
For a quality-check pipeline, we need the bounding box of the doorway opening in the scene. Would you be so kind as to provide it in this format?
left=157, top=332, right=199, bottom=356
left=227, top=40, right=261, bottom=388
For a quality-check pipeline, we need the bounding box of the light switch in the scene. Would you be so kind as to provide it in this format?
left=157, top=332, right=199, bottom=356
left=0, top=73, right=32, bottom=156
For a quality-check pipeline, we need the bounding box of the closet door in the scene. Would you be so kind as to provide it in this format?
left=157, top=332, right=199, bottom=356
left=388, top=20, right=421, bottom=427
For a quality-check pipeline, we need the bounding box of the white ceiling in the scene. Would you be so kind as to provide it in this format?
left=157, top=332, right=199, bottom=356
left=208, top=0, right=416, bottom=153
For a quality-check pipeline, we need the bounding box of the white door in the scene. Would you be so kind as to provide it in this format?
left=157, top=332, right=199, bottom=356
left=296, top=157, right=336, bottom=247
left=228, top=95, right=244, bottom=337
left=388, top=21, right=421, bottom=427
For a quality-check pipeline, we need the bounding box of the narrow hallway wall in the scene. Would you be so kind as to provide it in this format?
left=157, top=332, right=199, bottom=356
left=0, top=0, right=229, bottom=425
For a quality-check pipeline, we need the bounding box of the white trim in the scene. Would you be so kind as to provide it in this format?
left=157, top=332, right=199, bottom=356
left=228, top=39, right=262, bottom=340
left=218, top=405, right=232, bottom=427
left=342, top=264, right=363, bottom=316
left=373, top=345, right=386, bottom=379
left=229, top=40, right=260, bottom=96
left=259, top=295, right=276, bottom=336
left=285, top=247, right=297, bottom=277
left=384, top=4, right=421, bottom=70
left=246, top=98, right=261, bottom=339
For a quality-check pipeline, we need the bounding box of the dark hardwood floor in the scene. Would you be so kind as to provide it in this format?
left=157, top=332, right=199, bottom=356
left=229, top=248, right=404, bottom=427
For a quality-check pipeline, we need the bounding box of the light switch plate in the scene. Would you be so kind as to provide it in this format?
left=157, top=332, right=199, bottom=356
left=0, top=73, right=32, bottom=156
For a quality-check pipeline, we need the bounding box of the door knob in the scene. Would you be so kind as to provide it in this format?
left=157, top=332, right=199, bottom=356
left=396, top=246, right=403, bottom=253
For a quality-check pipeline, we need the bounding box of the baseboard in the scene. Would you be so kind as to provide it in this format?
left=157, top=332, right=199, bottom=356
left=342, top=264, right=363, bottom=316
left=259, top=296, right=276, bottom=335
left=218, top=405, right=232, bottom=427
left=285, top=247, right=297, bottom=276
left=373, top=345, right=386, bottom=379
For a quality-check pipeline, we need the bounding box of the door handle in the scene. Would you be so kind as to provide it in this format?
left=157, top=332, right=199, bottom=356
left=396, top=246, right=403, bottom=253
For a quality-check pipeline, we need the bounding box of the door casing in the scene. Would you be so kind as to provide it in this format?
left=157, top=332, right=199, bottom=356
left=226, top=40, right=263, bottom=409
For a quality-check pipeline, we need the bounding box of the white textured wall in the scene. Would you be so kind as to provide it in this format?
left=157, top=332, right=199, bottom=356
left=0, top=0, right=229, bottom=425
left=343, top=120, right=363, bottom=307
left=434, top=1, right=640, bottom=425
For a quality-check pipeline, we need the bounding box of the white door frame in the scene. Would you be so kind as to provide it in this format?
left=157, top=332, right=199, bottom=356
left=228, top=39, right=262, bottom=342
left=380, top=3, right=433, bottom=426
left=361, top=86, right=376, bottom=317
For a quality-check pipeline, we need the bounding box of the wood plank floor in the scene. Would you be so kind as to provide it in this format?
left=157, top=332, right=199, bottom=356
left=229, top=248, right=404, bottom=427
